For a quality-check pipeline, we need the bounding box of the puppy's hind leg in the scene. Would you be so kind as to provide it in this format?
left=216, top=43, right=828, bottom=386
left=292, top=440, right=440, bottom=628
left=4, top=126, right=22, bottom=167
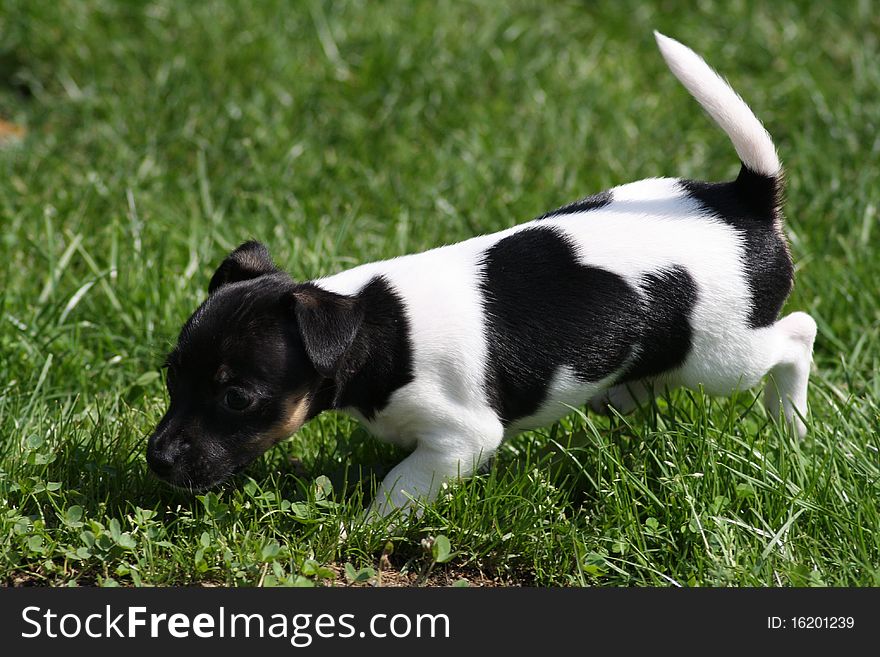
left=763, top=312, right=817, bottom=438
left=589, top=379, right=656, bottom=415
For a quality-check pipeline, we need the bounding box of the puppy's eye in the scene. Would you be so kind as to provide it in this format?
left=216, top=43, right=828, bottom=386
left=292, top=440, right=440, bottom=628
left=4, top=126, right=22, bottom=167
left=223, top=387, right=252, bottom=412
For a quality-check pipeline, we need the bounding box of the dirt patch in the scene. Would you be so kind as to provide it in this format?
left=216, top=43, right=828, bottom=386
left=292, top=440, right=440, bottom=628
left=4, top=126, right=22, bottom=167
left=0, top=118, right=25, bottom=144
left=323, top=562, right=520, bottom=588
left=5, top=564, right=524, bottom=588
left=4, top=553, right=528, bottom=588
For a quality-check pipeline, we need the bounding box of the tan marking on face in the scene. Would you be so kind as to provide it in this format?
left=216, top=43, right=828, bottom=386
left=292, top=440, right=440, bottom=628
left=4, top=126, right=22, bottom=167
left=279, top=394, right=311, bottom=438
left=251, top=394, right=311, bottom=453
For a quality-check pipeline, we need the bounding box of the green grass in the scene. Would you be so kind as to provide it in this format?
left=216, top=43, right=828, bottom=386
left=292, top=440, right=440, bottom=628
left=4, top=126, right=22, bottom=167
left=1, top=0, right=878, bottom=587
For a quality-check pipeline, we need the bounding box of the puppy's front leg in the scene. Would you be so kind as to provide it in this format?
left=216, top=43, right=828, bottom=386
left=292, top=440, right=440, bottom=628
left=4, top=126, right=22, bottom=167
left=368, top=441, right=491, bottom=519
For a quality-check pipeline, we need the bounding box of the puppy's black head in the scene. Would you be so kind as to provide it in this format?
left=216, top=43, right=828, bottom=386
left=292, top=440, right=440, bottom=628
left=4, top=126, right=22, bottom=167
left=146, top=241, right=363, bottom=490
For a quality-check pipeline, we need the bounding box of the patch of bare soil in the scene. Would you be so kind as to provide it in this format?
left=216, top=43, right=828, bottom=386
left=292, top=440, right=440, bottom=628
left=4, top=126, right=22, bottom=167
left=324, top=562, right=521, bottom=588
left=0, top=118, right=25, bottom=144
left=4, top=557, right=529, bottom=588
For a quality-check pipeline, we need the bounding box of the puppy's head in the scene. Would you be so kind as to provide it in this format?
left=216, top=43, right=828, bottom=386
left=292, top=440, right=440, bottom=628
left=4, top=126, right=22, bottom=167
left=146, top=241, right=363, bottom=490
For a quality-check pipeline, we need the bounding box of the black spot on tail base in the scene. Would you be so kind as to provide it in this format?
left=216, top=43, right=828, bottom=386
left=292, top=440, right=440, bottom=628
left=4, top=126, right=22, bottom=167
left=680, top=164, right=792, bottom=328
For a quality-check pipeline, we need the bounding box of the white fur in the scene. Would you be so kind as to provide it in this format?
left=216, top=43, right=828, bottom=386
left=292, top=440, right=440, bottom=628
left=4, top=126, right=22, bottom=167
left=313, top=34, right=814, bottom=518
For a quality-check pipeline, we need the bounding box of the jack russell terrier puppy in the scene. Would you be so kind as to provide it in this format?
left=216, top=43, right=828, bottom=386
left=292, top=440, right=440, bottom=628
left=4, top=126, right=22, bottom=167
left=147, top=32, right=816, bottom=518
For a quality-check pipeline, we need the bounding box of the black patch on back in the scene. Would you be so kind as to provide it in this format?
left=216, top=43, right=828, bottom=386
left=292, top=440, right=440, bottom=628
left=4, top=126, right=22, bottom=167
left=535, top=190, right=613, bottom=220
left=479, top=227, right=642, bottom=425
left=680, top=165, right=792, bottom=328
left=617, top=266, right=697, bottom=383
left=332, top=276, right=415, bottom=420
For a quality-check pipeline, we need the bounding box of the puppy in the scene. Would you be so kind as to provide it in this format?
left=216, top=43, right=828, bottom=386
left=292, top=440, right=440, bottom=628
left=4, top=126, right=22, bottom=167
left=147, top=33, right=816, bottom=518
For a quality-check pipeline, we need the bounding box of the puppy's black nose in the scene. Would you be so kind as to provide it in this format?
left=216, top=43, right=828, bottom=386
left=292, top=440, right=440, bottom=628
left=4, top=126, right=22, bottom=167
left=147, top=431, right=186, bottom=478
left=146, top=443, right=175, bottom=477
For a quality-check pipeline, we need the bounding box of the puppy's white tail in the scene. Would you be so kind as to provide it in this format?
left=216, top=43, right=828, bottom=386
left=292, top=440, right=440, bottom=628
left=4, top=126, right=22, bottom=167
left=654, top=31, right=781, bottom=177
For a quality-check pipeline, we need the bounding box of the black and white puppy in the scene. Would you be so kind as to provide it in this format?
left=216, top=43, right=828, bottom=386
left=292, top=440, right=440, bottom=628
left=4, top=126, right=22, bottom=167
left=147, top=33, right=816, bottom=518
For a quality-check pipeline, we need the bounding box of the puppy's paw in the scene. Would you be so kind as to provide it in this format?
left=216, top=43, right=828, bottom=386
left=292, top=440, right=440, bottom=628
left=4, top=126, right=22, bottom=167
left=336, top=520, right=349, bottom=545
left=589, top=382, right=649, bottom=415
left=588, top=385, right=632, bottom=414
left=588, top=390, right=614, bottom=414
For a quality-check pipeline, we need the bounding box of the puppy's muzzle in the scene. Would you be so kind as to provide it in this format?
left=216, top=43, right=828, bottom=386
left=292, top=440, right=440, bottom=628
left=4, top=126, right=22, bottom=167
left=146, top=428, right=188, bottom=479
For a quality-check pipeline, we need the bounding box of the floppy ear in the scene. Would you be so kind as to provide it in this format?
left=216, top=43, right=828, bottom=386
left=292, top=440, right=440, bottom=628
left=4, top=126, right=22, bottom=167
left=208, top=241, right=278, bottom=293
left=293, top=285, right=364, bottom=379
